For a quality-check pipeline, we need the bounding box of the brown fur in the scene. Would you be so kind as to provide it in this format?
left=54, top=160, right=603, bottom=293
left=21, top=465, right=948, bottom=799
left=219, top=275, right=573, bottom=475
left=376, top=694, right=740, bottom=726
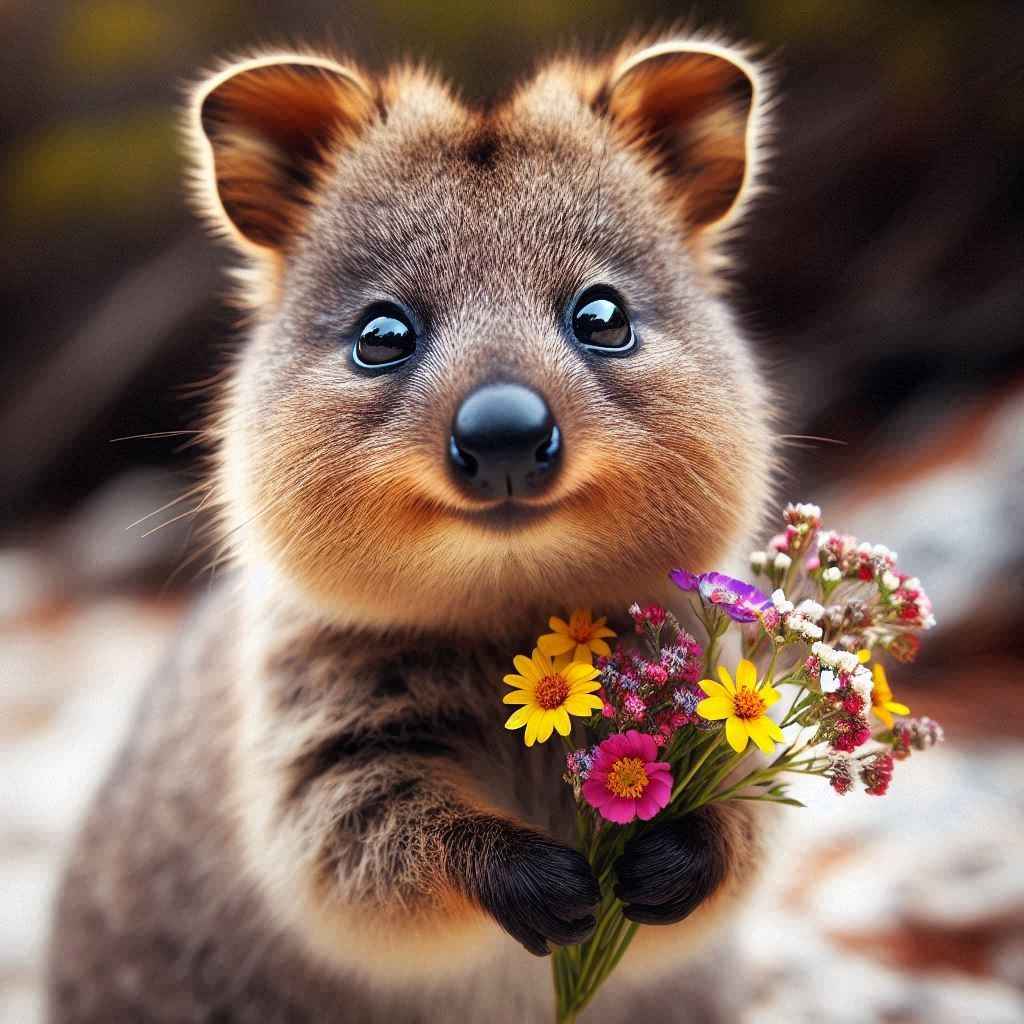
left=49, top=31, right=776, bottom=1023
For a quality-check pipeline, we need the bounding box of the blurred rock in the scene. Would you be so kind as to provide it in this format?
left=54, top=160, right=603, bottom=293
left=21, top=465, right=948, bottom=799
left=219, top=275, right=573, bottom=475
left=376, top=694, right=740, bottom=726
left=735, top=746, right=1024, bottom=1022
left=825, top=384, right=1024, bottom=634
left=52, top=467, right=211, bottom=592
left=0, top=591, right=182, bottom=1023
left=0, top=468, right=211, bottom=632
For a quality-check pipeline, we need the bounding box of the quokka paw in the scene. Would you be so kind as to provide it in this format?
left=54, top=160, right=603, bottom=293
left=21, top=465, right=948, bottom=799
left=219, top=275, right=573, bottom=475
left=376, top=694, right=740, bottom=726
left=478, top=828, right=600, bottom=956
left=613, top=811, right=726, bottom=925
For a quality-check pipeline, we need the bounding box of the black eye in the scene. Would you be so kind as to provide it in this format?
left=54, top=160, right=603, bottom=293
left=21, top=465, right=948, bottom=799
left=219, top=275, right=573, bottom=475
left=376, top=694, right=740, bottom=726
left=571, top=288, right=634, bottom=353
left=353, top=307, right=417, bottom=368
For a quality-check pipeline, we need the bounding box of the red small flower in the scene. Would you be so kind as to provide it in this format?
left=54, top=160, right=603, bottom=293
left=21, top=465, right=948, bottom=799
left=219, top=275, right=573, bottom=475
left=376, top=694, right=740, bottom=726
left=888, top=634, right=921, bottom=663
left=643, top=663, right=669, bottom=685
left=842, top=693, right=865, bottom=715
left=861, top=753, right=895, bottom=796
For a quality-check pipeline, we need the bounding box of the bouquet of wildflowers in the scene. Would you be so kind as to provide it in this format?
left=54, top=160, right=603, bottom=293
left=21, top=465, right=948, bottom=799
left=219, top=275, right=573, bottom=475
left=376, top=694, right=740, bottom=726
left=500, top=502, right=943, bottom=1022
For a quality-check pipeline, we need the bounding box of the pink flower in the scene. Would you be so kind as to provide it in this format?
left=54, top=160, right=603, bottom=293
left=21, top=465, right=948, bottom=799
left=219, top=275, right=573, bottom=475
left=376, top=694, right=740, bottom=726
left=582, top=731, right=673, bottom=824
left=643, top=662, right=669, bottom=685
left=623, top=693, right=647, bottom=721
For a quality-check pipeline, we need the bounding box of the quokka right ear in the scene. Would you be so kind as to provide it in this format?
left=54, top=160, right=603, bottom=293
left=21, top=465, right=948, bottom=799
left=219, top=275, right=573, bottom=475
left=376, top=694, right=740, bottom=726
left=189, top=54, right=375, bottom=252
left=601, top=38, right=767, bottom=239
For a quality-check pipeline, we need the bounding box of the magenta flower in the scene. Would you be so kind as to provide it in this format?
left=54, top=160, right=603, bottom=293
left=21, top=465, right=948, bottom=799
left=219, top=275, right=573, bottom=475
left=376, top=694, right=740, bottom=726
left=581, top=730, right=672, bottom=824
left=670, top=570, right=771, bottom=623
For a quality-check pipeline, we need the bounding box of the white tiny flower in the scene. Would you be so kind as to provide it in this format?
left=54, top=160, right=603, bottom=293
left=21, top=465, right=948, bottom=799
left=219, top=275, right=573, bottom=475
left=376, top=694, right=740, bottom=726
left=820, top=668, right=839, bottom=693
left=904, top=577, right=921, bottom=591
left=796, top=599, right=824, bottom=621
left=822, top=566, right=842, bottom=583
left=771, top=588, right=794, bottom=614
left=857, top=541, right=872, bottom=555
left=881, top=571, right=900, bottom=591
left=922, top=613, right=937, bottom=629
left=812, top=641, right=839, bottom=667
left=750, top=550, right=767, bottom=572
left=836, top=651, right=860, bottom=674
left=774, top=552, right=792, bottom=572
left=800, top=621, right=824, bottom=640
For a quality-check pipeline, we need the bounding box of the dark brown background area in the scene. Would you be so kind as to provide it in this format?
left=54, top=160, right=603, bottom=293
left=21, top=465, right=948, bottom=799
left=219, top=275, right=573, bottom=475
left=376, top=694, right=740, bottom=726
left=2, top=0, right=1023, bottom=531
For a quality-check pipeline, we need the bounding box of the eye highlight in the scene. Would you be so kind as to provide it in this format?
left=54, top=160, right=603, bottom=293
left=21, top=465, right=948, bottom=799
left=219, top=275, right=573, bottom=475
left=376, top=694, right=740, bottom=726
left=571, top=288, right=634, bottom=354
left=353, top=306, right=417, bottom=368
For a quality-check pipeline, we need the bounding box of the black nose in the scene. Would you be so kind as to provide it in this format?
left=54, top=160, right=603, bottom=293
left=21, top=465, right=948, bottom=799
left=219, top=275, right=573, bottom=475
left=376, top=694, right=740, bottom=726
left=449, top=383, right=562, bottom=499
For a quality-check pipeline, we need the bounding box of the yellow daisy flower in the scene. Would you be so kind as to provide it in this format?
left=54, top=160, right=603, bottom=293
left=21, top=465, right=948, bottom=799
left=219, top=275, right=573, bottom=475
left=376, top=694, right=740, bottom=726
left=503, top=649, right=603, bottom=746
left=537, top=609, right=617, bottom=666
left=696, top=658, right=784, bottom=754
left=869, top=663, right=910, bottom=729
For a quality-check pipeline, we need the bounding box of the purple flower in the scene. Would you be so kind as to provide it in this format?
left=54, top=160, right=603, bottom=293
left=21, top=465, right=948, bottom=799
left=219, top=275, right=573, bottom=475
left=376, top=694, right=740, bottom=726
left=672, top=687, right=700, bottom=716
left=565, top=748, right=596, bottom=780
left=669, top=569, right=771, bottom=623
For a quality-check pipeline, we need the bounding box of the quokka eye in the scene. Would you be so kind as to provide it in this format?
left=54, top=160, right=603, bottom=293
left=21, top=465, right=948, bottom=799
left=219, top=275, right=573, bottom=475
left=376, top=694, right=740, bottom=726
left=571, top=287, right=634, bottom=354
left=353, top=306, right=417, bottom=368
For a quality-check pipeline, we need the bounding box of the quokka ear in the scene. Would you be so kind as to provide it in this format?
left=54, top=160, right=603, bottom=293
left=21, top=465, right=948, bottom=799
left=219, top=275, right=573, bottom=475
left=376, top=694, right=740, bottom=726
left=190, top=55, right=375, bottom=251
left=604, top=40, right=765, bottom=235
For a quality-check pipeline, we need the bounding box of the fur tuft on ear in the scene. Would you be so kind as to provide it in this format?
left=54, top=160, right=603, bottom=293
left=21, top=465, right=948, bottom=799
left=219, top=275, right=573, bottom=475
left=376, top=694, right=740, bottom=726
left=187, top=54, right=375, bottom=254
left=604, top=37, right=769, bottom=238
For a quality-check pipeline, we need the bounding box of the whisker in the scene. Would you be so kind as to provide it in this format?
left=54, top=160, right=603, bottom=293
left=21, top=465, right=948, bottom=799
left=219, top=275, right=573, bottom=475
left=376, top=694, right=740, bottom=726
left=125, top=483, right=208, bottom=530
left=109, top=430, right=203, bottom=443
left=777, top=434, right=847, bottom=446
left=139, top=492, right=212, bottom=539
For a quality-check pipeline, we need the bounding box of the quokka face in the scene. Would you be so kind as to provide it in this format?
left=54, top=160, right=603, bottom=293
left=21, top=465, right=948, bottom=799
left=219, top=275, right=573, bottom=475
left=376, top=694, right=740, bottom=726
left=192, top=38, right=774, bottom=631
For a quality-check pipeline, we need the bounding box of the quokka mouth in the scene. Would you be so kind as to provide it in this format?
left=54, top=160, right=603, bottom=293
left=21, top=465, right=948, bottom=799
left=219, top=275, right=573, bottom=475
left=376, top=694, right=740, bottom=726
left=454, top=498, right=560, bottom=531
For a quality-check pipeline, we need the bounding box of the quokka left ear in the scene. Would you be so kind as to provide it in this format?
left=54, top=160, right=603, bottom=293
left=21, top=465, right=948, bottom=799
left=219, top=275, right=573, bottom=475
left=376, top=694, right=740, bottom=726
left=603, top=40, right=766, bottom=235
left=189, top=54, right=376, bottom=252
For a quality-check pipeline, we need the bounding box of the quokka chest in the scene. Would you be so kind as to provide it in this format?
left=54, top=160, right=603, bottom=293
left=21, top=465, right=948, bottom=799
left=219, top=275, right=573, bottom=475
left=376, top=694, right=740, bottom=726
left=261, top=631, right=579, bottom=837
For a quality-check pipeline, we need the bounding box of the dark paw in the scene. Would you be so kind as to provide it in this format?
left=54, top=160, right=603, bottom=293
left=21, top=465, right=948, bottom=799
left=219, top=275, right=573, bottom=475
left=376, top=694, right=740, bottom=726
left=614, top=811, right=726, bottom=925
left=478, top=828, right=600, bottom=956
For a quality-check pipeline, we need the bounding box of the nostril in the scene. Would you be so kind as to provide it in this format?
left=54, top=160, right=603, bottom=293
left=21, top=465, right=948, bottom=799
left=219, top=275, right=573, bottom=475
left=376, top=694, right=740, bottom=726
left=535, top=424, right=561, bottom=466
left=449, top=435, right=478, bottom=478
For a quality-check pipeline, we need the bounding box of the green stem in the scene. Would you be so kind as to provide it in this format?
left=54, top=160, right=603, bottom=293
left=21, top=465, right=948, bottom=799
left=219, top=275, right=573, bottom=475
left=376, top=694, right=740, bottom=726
left=671, top=731, right=724, bottom=801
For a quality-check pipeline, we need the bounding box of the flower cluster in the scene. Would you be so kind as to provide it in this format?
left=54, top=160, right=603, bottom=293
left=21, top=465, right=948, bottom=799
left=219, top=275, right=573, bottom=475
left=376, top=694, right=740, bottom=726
left=826, top=749, right=900, bottom=796
left=563, top=745, right=597, bottom=794
left=596, top=611, right=703, bottom=746
left=761, top=589, right=826, bottom=641
left=889, top=716, right=945, bottom=760
left=750, top=502, right=823, bottom=586
left=498, top=501, right=944, bottom=1023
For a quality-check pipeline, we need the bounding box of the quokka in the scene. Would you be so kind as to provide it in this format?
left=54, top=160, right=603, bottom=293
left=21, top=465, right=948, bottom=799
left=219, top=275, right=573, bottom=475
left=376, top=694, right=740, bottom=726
left=49, top=30, right=776, bottom=1023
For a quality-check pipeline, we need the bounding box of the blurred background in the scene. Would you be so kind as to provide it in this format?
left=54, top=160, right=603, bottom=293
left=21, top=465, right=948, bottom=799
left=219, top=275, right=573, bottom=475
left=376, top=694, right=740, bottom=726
left=2, top=2, right=1023, bottom=1021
